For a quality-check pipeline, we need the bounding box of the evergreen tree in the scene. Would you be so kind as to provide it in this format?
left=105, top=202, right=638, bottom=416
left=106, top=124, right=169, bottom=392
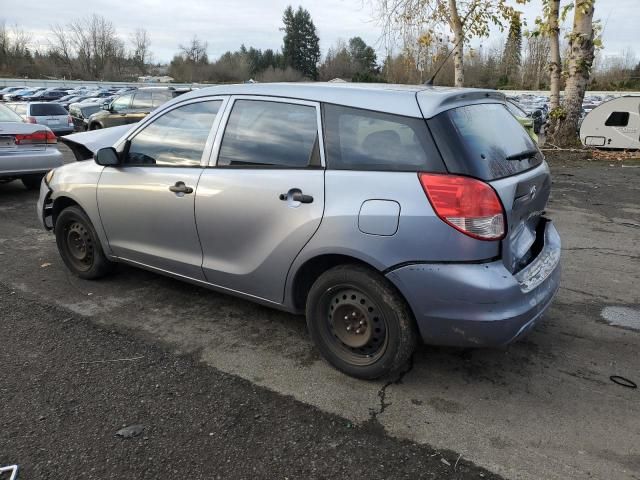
left=348, top=37, right=377, bottom=73
left=501, top=13, right=522, bottom=86
left=281, top=5, right=320, bottom=79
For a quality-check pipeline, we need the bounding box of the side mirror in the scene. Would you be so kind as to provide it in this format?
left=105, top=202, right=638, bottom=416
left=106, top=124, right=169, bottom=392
left=102, top=101, right=111, bottom=111
left=94, top=147, right=120, bottom=166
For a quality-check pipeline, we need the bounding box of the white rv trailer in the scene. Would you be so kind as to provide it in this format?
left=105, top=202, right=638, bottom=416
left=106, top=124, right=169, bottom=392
left=580, top=96, right=640, bottom=149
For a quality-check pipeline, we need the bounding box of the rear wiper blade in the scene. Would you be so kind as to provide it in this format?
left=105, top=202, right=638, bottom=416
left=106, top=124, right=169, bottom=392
left=506, top=149, right=539, bottom=161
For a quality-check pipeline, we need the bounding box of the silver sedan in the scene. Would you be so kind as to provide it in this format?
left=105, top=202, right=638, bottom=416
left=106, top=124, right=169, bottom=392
left=0, top=104, right=64, bottom=190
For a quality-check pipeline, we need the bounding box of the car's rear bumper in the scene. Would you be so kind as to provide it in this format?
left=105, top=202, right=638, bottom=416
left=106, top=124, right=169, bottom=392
left=0, top=147, right=64, bottom=178
left=386, top=221, right=561, bottom=347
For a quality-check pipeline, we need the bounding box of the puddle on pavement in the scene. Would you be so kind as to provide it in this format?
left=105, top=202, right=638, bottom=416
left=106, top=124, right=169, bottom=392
left=601, top=306, right=640, bottom=331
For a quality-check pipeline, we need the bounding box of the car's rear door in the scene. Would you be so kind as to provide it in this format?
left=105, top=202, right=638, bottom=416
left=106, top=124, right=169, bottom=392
left=127, top=90, right=153, bottom=124
left=97, top=97, right=227, bottom=279
left=195, top=96, right=325, bottom=303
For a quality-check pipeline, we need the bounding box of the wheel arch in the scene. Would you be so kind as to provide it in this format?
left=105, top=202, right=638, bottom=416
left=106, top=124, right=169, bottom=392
left=50, top=193, right=113, bottom=257
left=287, top=252, right=390, bottom=313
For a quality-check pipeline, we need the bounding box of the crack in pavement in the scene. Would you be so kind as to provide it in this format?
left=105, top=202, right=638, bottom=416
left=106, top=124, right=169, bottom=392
left=367, top=355, right=415, bottom=427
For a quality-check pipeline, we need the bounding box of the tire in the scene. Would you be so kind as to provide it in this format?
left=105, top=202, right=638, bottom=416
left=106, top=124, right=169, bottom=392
left=306, top=264, right=417, bottom=380
left=54, top=205, right=115, bottom=279
left=90, top=123, right=102, bottom=130
left=21, top=174, right=44, bottom=190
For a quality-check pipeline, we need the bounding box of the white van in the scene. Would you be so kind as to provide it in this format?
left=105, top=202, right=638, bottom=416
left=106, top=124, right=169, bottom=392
left=580, top=96, right=640, bottom=149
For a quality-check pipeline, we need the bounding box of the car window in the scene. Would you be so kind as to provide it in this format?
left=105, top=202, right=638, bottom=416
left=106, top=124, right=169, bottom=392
left=0, top=104, right=23, bottom=122
left=217, top=99, right=318, bottom=168
left=605, top=111, right=629, bottom=127
left=428, top=103, right=543, bottom=180
left=323, top=104, right=442, bottom=172
left=111, top=94, right=132, bottom=111
left=30, top=104, right=68, bottom=116
left=152, top=91, right=172, bottom=107
left=132, top=91, right=153, bottom=110
left=506, top=101, right=527, bottom=118
left=124, top=100, right=222, bottom=167
left=14, top=104, right=27, bottom=116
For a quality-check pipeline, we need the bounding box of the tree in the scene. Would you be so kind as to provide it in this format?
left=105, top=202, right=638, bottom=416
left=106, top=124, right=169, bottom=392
left=548, top=0, right=598, bottom=146
left=376, top=0, right=525, bottom=87
left=281, top=5, right=320, bottom=80
left=348, top=37, right=377, bottom=73
left=501, top=12, right=522, bottom=86
left=131, top=28, right=151, bottom=74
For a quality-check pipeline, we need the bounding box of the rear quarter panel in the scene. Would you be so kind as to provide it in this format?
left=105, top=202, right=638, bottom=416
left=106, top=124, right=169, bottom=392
left=285, top=171, right=500, bottom=306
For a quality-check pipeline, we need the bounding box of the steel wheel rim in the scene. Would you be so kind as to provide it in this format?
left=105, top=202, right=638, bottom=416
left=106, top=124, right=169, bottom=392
left=64, top=221, right=94, bottom=271
left=319, top=286, right=388, bottom=366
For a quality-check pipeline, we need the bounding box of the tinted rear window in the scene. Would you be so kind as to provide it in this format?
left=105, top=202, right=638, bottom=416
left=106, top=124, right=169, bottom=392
left=323, top=104, right=444, bottom=172
left=428, top=103, right=543, bottom=181
left=30, top=104, right=68, bottom=116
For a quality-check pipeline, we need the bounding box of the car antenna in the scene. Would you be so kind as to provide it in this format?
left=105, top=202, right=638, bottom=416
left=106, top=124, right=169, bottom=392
left=424, top=1, right=480, bottom=86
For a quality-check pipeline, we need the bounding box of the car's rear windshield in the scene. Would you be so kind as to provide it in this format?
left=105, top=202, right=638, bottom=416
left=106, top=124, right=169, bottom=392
left=428, top=103, right=543, bottom=181
left=0, top=104, right=23, bottom=122
left=30, top=104, right=68, bottom=116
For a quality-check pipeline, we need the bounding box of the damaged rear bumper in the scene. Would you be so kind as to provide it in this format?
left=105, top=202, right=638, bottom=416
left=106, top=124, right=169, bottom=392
left=386, top=221, right=561, bottom=347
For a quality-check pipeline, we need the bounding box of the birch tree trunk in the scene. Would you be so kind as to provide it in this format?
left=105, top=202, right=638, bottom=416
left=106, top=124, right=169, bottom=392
left=448, top=0, right=465, bottom=87
left=550, top=0, right=596, bottom=146
left=548, top=0, right=561, bottom=111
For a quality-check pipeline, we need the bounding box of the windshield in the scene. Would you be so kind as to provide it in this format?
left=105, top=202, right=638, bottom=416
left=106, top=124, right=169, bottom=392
left=428, top=103, right=543, bottom=180
left=0, top=104, right=24, bottom=122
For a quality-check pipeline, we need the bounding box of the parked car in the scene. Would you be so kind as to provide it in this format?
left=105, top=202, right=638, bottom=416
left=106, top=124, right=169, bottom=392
left=22, top=90, right=68, bottom=102
left=0, top=103, right=63, bottom=190
left=39, top=83, right=561, bottom=379
left=505, top=100, right=538, bottom=142
left=69, top=103, right=102, bottom=131
left=4, top=88, right=44, bottom=102
left=87, top=87, right=185, bottom=130
left=8, top=102, right=74, bottom=136
left=0, top=86, right=28, bottom=100
left=57, top=95, right=94, bottom=110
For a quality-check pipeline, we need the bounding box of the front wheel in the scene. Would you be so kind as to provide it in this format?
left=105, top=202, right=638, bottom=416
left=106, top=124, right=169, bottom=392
left=55, top=206, right=115, bottom=279
left=306, top=264, right=417, bottom=380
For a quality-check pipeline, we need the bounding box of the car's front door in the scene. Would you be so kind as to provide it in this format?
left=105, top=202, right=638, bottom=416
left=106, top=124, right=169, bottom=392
left=105, top=93, right=133, bottom=127
left=97, top=97, right=226, bottom=279
left=196, top=97, right=325, bottom=303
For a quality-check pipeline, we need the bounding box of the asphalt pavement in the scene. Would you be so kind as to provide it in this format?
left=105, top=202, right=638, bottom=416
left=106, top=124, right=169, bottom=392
left=0, top=146, right=638, bottom=479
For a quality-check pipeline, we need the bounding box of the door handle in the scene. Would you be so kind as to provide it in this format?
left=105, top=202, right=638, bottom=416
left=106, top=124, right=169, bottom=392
left=169, top=181, right=194, bottom=194
left=279, top=190, right=313, bottom=204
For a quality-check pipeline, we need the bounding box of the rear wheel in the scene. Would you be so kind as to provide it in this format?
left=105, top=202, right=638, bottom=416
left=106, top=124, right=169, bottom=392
left=21, top=174, right=44, bottom=190
left=306, top=264, right=417, bottom=380
left=90, top=123, right=102, bottom=130
left=55, top=206, right=115, bottom=279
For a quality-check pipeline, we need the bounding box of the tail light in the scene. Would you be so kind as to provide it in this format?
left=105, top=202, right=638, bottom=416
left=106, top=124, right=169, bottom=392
left=418, top=173, right=505, bottom=240
left=67, top=115, right=74, bottom=126
left=26, top=116, right=37, bottom=124
left=15, top=130, right=57, bottom=145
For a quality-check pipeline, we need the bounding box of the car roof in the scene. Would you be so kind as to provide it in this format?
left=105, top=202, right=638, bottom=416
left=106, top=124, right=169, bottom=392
left=173, top=82, right=504, bottom=118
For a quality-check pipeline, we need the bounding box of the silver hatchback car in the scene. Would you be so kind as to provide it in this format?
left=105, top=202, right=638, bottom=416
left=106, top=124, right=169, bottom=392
left=38, top=83, right=561, bottom=379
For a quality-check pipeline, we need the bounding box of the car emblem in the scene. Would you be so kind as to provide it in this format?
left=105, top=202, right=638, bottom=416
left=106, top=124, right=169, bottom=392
left=530, top=185, right=537, bottom=200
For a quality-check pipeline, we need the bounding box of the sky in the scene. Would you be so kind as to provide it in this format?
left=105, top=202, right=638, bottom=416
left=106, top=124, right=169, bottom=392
left=2, top=0, right=638, bottom=63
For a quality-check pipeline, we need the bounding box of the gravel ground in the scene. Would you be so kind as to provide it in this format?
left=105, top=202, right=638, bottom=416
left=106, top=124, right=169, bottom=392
left=0, top=284, right=500, bottom=480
